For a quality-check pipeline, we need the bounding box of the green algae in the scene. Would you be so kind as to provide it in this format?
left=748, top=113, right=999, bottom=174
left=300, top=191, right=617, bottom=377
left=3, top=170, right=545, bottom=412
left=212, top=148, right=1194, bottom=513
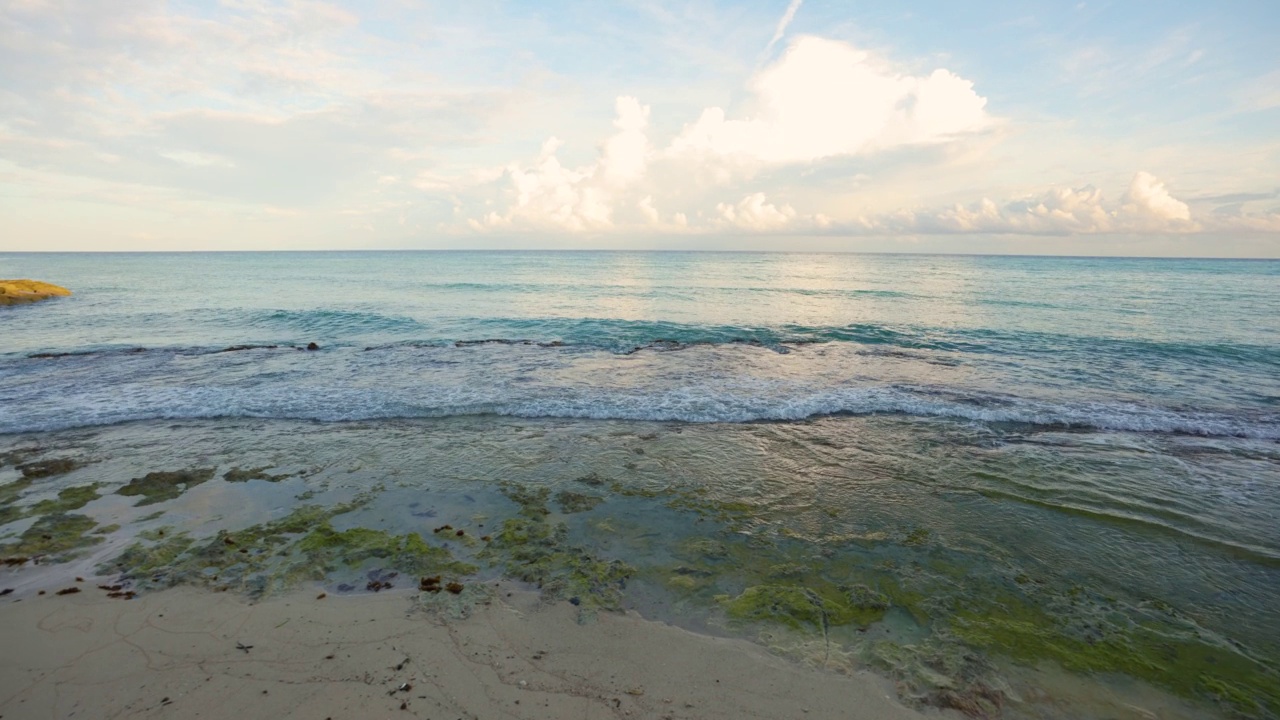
left=501, top=483, right=551, bottom=516
left=106, top=533, right=195, bottom=580
left=482, top=484, right=633, bottom=611
left=481, top=515, right=633, bottom=610
left=948, top=586, right=1280, bottom=718
left=2, top=513, right=101, bottom=560
left=31, top=483, right=102, bottom=515
left=101, top=498, right=475, bottom=598
left=222, top=466, right=292, bottom=483
left=719, top=582, right=890, bottom=632
left=555, top=490, right=604, bottom=514
left=297, top=524, right=476, bottom=577
left=903, top=527, right=932, bottom=546
left=117, top=468, right=215, bottom=506
left=680, top=537, right=729, bottom=560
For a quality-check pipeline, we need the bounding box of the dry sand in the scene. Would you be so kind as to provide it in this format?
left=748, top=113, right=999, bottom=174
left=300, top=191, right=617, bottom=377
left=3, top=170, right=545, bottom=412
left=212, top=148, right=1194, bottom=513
left=0, top=582, right=936, bottom=720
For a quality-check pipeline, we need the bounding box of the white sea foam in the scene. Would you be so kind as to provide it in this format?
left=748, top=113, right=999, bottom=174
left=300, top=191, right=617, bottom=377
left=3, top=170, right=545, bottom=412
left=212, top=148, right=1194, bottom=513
left=2, top=378, right=1275, bottom=439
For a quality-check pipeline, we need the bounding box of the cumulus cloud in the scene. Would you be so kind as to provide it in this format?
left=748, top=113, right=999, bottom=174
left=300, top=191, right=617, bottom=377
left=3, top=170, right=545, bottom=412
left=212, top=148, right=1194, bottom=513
left=844, top=172, right=1200, bottom=235
left=717, top=193, right=796, bottom=230
left=471, top=36, right=993, bottom=233
left=471, top=97, right=661, bottom=231
left=668, top=36, right=992, bottom=165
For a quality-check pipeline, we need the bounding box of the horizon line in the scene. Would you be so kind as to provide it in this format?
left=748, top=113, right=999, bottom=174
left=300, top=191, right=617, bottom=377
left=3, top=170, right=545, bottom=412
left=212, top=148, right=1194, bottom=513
left=2, top=249, right=1278, bottom=261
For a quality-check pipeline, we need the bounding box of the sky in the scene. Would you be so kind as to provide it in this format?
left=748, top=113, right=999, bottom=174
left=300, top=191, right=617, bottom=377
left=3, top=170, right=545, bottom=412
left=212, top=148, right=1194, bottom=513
left=1, top=0, right=1278, bottom=255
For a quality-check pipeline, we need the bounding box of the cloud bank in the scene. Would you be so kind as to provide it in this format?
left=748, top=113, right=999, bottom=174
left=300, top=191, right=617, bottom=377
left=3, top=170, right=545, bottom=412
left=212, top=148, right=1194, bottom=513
left=1, top=0, right=1277, bottom=252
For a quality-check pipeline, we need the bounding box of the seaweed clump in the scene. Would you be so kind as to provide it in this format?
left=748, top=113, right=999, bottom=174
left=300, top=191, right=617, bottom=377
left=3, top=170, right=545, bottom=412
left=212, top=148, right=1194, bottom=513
left=555, top=491, right=604, bottom=514
left=116, top=468, right=215, bottom=506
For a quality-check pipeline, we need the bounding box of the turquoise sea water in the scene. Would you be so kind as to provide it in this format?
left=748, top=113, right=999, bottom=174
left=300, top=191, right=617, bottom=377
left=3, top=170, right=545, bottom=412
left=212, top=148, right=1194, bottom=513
left=2, top=252, right=1278, bottom=435
left=2, top=252, right=1279, bottom=719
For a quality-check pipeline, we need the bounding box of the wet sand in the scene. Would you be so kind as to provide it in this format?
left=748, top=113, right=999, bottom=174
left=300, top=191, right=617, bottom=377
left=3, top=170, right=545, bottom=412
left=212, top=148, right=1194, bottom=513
left=0, top=582, right=933, bottom=720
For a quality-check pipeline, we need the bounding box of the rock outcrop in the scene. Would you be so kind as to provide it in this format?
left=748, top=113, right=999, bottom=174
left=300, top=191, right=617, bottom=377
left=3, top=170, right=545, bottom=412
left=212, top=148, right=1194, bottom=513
left=0, top=279, right=72, bottom=306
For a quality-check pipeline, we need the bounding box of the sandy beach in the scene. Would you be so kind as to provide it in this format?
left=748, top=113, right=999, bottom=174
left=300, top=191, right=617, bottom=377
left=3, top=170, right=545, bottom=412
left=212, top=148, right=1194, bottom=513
left=0, top=581, right=933, bottom=720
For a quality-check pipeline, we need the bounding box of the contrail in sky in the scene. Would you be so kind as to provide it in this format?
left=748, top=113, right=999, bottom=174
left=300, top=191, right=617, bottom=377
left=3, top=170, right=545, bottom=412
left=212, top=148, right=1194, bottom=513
left=765, top=0, right=804, bottom=54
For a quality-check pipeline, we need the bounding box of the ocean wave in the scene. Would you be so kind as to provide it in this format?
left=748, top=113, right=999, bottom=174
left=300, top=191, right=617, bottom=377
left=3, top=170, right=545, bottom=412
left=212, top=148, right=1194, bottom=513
left=16, top=319, right=1278, bottom=368
left=2, top=380, right=1275, bottom=440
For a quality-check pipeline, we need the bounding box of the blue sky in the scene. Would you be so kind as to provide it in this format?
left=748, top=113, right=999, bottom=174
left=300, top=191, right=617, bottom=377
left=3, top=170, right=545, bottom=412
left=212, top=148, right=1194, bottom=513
left=1, top=0, right=1277, bottom=254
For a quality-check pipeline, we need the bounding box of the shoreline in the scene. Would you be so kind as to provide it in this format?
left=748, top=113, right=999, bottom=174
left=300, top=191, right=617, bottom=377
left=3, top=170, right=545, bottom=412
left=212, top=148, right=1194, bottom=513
left=1, top=415, right=1272, bottom=720
left=0, top=581, right=932, bottom=720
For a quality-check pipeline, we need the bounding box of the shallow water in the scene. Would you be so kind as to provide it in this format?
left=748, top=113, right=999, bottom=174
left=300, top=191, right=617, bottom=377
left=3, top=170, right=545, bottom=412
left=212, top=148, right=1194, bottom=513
left=2, top=416, right=1276, bottom=719
left=2, top=251, right=1279, bottom=718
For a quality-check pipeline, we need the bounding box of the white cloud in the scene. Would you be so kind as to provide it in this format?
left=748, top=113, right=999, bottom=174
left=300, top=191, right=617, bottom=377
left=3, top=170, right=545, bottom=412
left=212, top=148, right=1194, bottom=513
left=669, top=36, right=992, bottom=165
left=1120, top=171, right=1192, bottom=228
left=471, top=37, right=994, bottom=233
left=158, top=150, right=237, bottom=168
left=600, top=97, right=651, bottom=186
left=842, top=172, right=1200, bottom=235
left=473, top=97, right=655, bottom=231
left=717, top=192, right=796, bottom=230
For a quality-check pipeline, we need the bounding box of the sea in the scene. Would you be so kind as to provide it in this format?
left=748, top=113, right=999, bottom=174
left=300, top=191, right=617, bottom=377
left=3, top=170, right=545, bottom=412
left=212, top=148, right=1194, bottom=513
left=2, top=251, right=1278, bottom=719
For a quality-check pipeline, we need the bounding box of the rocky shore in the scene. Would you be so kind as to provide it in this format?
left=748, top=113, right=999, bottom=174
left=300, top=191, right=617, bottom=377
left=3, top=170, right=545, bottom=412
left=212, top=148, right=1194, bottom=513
left=0, top=279, right=72, bottom=306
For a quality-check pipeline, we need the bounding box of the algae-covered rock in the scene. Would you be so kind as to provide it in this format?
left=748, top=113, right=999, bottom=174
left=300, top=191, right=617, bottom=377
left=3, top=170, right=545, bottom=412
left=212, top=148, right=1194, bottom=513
left=555, top=490, right=604, bottom=514
left=297, top=524, right=476, bottom=577
left=101, top=499, right=476, bottom=599
left=0, top=279, right=72, bottom=306
left=117, top=468, right=215, bottom=506
left=721, top=585, right=829, bottom=630
left=501, top=483, right=551, bottom=516
left=31, top=484, right=102, bottom=515
left=680, top=537, right=730, bottom=560
left=845, top=584, right=890, bottom=614
left=2, top=513, right=101, bottom=560
left=105, top=533, right=195, bottom=580
left=17, top=458, right=81, bottom=479
left=481, top=514, right=632, bottom=610
left=0, top=477, right=34, bottom=526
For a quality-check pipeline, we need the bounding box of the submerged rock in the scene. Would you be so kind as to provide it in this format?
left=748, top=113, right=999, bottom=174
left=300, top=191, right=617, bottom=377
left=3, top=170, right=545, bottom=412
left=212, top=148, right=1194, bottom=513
left=17, top=457, right=81, bottom=479
left=0, top=279, right=72, bottom=306
left=222, top=467, right=292, bottom=483
left=116, top=468, right=215, bottom=506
